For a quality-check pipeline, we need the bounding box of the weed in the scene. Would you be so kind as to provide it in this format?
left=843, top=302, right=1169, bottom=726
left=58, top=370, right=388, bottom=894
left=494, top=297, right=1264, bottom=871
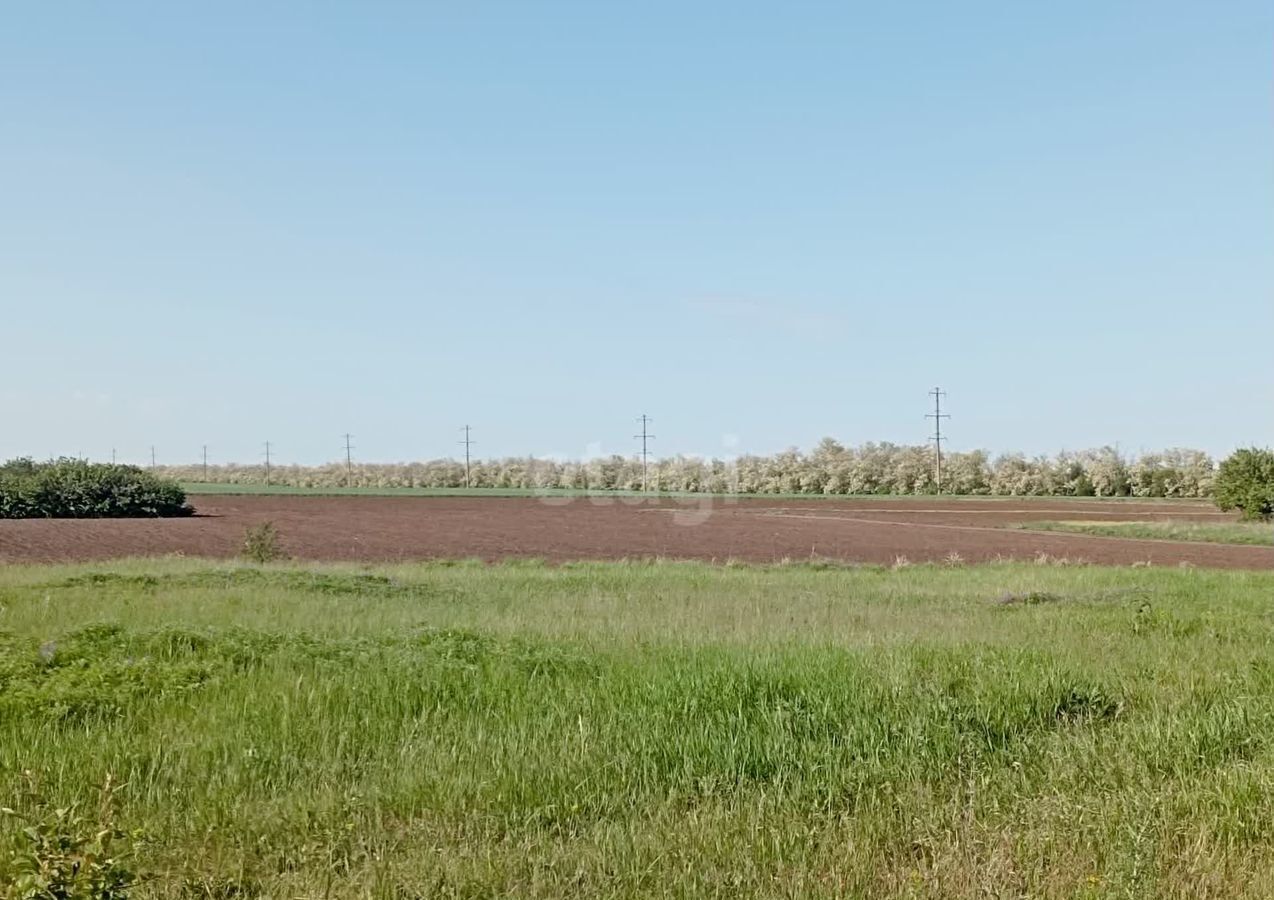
left=0, top=773, right=135, bottom=900
left=240, top=523, right=285, bottom=564
left=1051, top=684, right=1123, bottom=723
left=994, top=590, right=1064, bottom=605
left=1032, top=551, right=1090, bottom=566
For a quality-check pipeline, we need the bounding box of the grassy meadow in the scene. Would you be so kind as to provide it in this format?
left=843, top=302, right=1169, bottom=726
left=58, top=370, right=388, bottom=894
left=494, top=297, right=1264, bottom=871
left=180, top=482, right=630, bottom=498
left=1019, top=520, right=1273, bottom=546
left=2, top=558, right=1274, bottom=897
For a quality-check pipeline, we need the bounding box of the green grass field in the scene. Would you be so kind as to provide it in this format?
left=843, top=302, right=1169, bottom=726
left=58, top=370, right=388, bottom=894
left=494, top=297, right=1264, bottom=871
left=181, top=481, right=625, bottom=498
left=3, top=558, right=1274, bottom=898
left=1019, top=519, right=1273, bottom=546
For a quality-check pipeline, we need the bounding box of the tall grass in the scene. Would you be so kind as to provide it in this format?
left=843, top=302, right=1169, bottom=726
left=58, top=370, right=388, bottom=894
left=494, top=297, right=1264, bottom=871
left=2, top=559, right=1273, bottom=897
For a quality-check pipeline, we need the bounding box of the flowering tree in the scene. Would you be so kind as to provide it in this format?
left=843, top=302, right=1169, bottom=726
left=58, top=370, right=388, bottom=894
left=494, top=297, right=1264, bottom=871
left=156, top=442, right=1220, bottom=498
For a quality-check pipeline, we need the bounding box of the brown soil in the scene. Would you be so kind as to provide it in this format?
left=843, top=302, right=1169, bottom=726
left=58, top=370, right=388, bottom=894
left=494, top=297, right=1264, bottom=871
left=1, top=495, right=1271, bottom=569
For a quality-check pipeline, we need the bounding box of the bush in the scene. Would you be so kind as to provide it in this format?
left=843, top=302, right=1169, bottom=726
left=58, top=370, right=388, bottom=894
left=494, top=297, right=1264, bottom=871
left=0, top=458, right=192, bottom=519
left=1214, top=448, right=1274, bottom=521
left=241, top=522, right=285, bottom=563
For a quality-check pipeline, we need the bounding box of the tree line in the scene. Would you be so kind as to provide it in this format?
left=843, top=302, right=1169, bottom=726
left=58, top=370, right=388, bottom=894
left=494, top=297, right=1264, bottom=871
left=157, top=441, right=1219, bottom=498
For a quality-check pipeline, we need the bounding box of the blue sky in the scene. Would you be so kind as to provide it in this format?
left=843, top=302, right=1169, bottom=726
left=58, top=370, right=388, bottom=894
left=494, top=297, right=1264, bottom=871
left=2, top=2, right=1271, bottom=466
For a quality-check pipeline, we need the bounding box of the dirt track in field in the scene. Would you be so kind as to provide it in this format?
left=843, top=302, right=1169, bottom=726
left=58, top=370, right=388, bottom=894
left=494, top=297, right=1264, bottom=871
left=1, top=494, right=1272, bottom=569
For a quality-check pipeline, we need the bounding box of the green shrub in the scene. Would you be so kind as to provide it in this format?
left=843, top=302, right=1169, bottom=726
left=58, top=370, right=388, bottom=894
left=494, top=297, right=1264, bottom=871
left=0, top=458, right=191, bottom=519
left=1213, top=448, right=1274, bottom=521
left=241, top=522, right=285, bottom=563
left=1, top=773, right=135, bottom=900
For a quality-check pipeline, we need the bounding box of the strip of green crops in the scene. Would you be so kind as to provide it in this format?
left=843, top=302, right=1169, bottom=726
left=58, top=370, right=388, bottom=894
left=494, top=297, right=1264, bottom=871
left=1018, top=519, right=1274, bottom=546
left=2, top=559, right=1274, bottom=898
left=182, top=481, right=633, bottom=497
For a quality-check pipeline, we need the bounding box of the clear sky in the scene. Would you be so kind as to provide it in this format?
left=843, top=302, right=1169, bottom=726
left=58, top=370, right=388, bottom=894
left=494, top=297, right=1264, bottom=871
left=2, top=2, right=1271, bottom=466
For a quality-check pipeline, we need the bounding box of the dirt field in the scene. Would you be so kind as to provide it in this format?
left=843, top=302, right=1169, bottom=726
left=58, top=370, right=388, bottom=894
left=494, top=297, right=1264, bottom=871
left=2, top=494, right=1272, bottom=569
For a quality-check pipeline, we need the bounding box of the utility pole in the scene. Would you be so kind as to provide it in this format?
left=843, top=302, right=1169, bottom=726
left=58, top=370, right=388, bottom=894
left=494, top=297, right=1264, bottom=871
left=111, top=448, right=116, bottom=465
left=343, top=434, right=354, bottom=487
left=202, top=445, right=208, bottom=481
left=263, top=441, right=272, bottom=486
left=458, top=425, right=475, bottom=488
left=633, top=414, right=655, bottom=492
left=926, top=387, right=950, bottom=494
left=150, top=446, right=156, bottom=470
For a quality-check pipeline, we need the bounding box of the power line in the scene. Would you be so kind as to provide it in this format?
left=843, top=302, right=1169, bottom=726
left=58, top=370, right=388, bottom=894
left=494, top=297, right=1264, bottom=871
left=342, top=433, right=355, bottom=487
left=633, top=414, right=655, bottom=492
left=458, top=425, right=475, bottom=488
left=926, top=387, right=950, bottom=494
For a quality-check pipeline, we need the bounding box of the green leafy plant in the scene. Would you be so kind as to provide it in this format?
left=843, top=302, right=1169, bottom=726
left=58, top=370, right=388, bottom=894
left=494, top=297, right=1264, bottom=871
left=0, top=458, right=191, bottom=519
left=241, top=522, right=285, bottom=563
left=1214, top=447, right=1274, bottom=521
left=1, top=773, right=136, bottom=900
